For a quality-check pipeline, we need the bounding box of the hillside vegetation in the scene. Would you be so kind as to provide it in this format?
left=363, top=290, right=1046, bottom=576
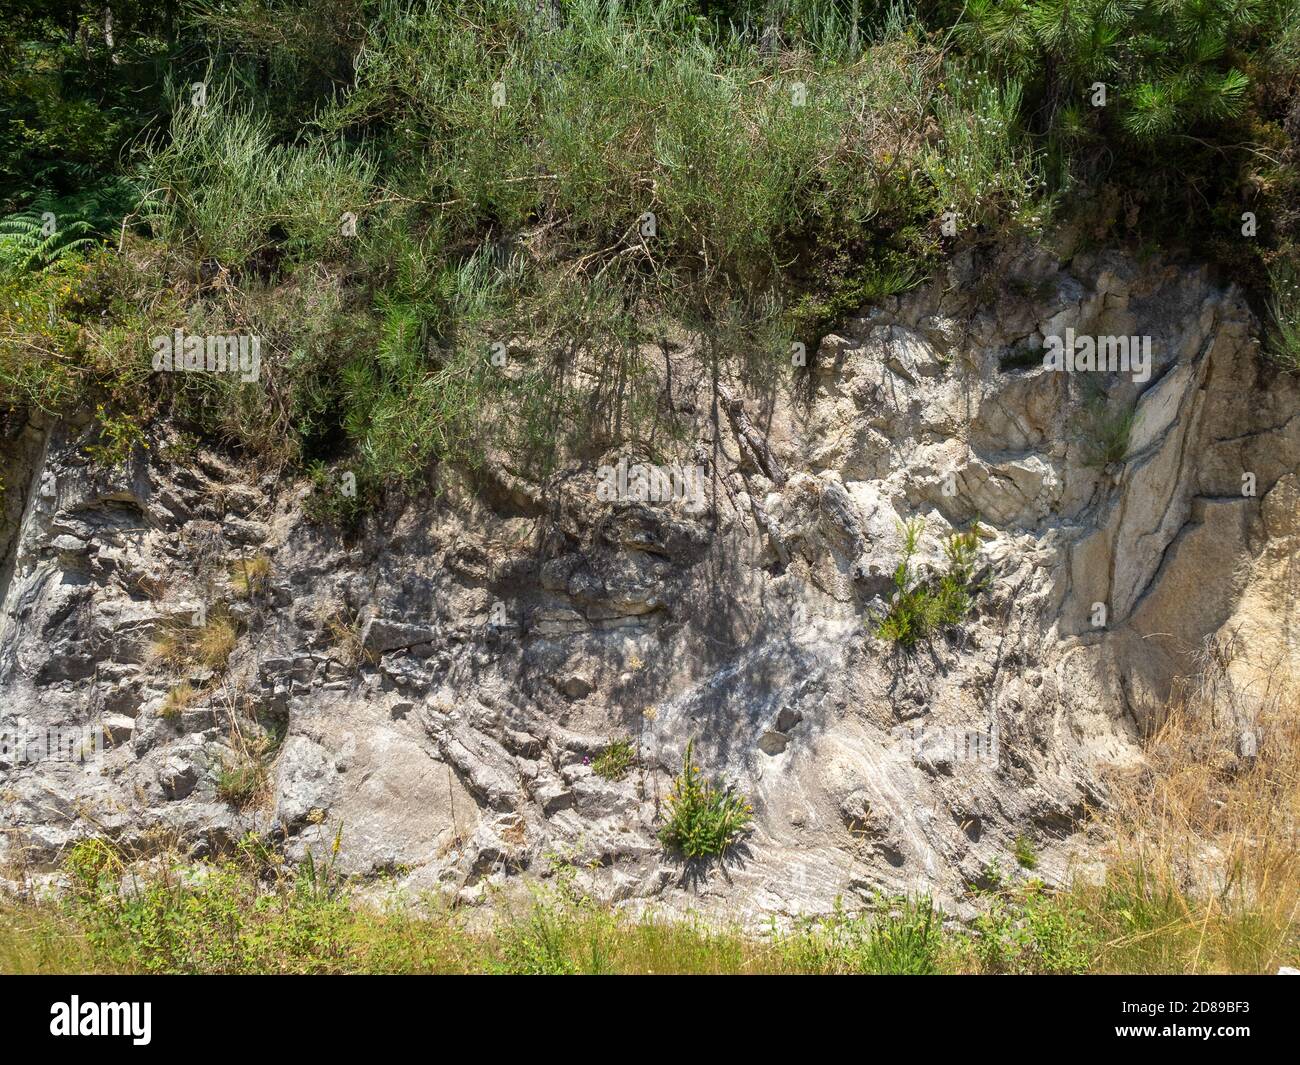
left=3, top=0, right=1300, bottom=492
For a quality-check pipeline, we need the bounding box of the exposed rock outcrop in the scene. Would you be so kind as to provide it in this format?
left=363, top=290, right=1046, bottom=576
left=2, top=246, right=1296, bottom=923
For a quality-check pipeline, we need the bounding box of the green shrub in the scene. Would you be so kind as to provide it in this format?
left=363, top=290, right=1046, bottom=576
left=925, top=65, right=1050, bottom=233
left=140, top=88, right=376, bottom=269
left=875, top=520, right=982, bottom=648
left=658, top=740, right=752, bottom=859
left=957, top=0, right=1259, bottom=144
left=302, top=461, right=369, bottom=529
left=83, top=404, right=149, bottom=469
left=966, top=882, right=1095, bottom=974
left=0, top=258, right=92, bottom=412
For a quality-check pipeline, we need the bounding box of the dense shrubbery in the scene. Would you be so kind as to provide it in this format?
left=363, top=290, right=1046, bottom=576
left=2, top=0, right=1298, bottom=493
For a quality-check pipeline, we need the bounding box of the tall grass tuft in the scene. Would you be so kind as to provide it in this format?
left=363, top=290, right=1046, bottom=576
left=1265, top=261, right=1300, bottom=372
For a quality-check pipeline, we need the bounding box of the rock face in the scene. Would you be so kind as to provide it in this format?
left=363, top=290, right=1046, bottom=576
left=1, top=246, right=1297, bottom=922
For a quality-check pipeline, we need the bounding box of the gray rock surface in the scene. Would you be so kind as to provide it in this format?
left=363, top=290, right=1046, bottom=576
left=1, top=245, right=1296, bottom=924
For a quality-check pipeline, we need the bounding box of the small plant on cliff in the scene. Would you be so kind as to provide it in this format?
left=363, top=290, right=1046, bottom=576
left=229, top=554, right=271, bottom=599
left=319, top=605, right=367, bottom=670
left=150, top=606, right=240, bottom=673
left=83, top=405, right=148, bottom=469
left=1075, top=391, right=1136, bottom=470
left=159, top=682, right=198, bottom=722
left=1014, top=834, right=1039, bottom=870
left=197, top=609, right=239, bottom=670
left=303, top=461, right=369, bottom=528
left=875, top=520, right=981, bottom=648
left=592, top=740, right=636, bottom=782
left=217, top=746, right=267, bottom=809
left=658, top=741, right=752, bottom=859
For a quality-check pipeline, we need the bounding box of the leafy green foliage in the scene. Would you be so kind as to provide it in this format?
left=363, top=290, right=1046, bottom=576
left=0, top=3, right=173, bottom=209
left=956, top=0, right=1260, bottom=143
left=966, top=881, right=1095, bottom=974
left=0, top=208, right=95, bottom=273
left=926, top=66, right=1051, bottom=231
left=82, top=403, right=148, bottom=468
left=659, top=740, right=753, bottom=859
left=858, top=896, right=944, bottom=974
left=0, top=0, right=1296, bottom=503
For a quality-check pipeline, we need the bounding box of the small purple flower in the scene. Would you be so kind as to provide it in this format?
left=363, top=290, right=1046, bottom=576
left=582, top=756, right=590, bottom=765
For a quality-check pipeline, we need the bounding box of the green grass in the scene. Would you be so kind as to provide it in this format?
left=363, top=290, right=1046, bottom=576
left=1265, top=261, right=1300, bottom=372
left=216, top=753, right=265, bottom=809
left=139, top=86, right=377, bottom=270
left=1013, top=834, right=1038, bottom=870
left=1075, top=393, right=1136, bottom=469
left=592, top=739, right=636, bottom=782
left=3, top=840, right=1293, bottom=975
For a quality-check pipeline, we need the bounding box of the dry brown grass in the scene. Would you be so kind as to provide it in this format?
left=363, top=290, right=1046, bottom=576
left=197, top=613, right=238, bottom=670
left=1079, top=635, right=1300, bottom=973
left=159, top=682, right=198, bottom=721
left=149, top=621, right=191, bottom=671
left=148, top=607, right=240, bottom=674
left=319, top=605, right=367, bottom=669
left=229, top=554, right=271, bottom=599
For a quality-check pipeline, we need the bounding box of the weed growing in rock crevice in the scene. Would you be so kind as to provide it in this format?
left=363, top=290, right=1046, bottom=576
left=1075, top=392, right=1136, bottom=470
left=658, top=740, right=752, bottom=859
left=875, top=520, right=982, bottom=648
left=592, top=739, right=636, bottom=782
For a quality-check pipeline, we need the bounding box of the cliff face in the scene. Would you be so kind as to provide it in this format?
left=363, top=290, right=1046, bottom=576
left=2, top=245, right=1297, bottom=920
